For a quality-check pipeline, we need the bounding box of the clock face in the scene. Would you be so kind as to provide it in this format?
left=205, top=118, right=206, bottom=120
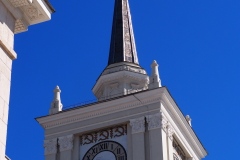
left=80, top=125, right=127, bottom=160
left=83, top=141, right=127, bottom=160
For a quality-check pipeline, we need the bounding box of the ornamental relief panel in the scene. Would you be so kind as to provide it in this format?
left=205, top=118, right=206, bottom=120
left=127, top=82, right=148, bottom=94
left=102, top=65, right=147, bottom=75
left=146, top=112, right=167, bottom=131
left=9, top=0, right=32, bottom=7
left=130, top=116, right=145, bottom=134
left=146, top=112, right=175, bottom=140
left=44, top=138, right=57, bottom=155
left=22, top=5, right=44, bottom=21
left=12, top=1, right=49, bottom=33
left=122, top=0, right=133, bottom=62
left=15, top=19, right=27, bottom=33
left=58, top=135, right=74, bottom=152
left=80, top=124, right=127, bottom=146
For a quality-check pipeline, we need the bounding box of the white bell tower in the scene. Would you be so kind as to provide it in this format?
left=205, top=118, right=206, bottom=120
left=36, top=0, right=207, bottom=160
left=0, top=0, right=54, bottom=159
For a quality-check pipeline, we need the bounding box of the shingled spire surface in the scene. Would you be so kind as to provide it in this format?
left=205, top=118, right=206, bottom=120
left=108, top=0, right=139, bottom=65
left=93, top=0, right=149, bottom=100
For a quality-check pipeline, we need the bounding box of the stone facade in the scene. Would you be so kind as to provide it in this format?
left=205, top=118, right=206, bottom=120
left=0, top=3, right=16, bottom=160
left=0, top=0, right=54, bottom=159
left=37, top=87, right=207, bottom=160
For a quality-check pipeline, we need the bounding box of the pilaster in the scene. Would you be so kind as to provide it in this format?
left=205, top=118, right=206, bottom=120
left=167, top=125, right=174, bottom=160
left=146, top=113, right=168, bottom=160
left=44, top=138, right=58, bottom=160
left=130, top=116, right=145, bottom=160
left=58, top=134, right=74, bottom=160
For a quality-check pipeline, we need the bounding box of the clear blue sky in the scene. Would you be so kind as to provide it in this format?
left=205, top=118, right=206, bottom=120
left=6, top=0, right=240, bottom=159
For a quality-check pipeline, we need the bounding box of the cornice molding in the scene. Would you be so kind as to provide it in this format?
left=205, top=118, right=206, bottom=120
left=93, top=70, right=149, bottom=96
left=160, top=90, right=207, bottom=158
left=2, top=0, right=53, bottom=33
left=38, top=90, right=162, bottom=129
left=37, top=87, right=207, bottom=158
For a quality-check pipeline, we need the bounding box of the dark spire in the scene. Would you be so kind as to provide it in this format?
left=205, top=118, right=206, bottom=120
left=108, top=0, right=139, bottom=65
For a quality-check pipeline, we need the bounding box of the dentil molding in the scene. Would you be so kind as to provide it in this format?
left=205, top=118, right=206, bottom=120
left=44, top=138, right=57, bottom=155
left=130, top=116, right=145, bottom=134
left=58, top=135, right=74, bottom=152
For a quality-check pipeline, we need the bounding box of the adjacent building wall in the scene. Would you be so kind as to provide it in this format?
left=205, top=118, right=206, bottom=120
left=0, top=0, right=53, bottom=159
left=0, top=2, right=15, bottom=160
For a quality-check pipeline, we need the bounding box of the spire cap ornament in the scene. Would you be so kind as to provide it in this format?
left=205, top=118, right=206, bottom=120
left=186, top=115, right=192, bottom=127
left=151, top=60, right=158, bottom=67
left=49, top=85, right=63, bottom=115
left=54, top=85, right=60, bottom=91
left=148, top=60, right=161, bottom=89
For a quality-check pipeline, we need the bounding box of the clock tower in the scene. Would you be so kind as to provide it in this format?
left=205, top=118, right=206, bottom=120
left=36, top=0, right=207, bottom=160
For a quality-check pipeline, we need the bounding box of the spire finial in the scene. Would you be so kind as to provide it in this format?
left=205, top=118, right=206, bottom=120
left=49, top=85, right=63, bottom=115
left=108, top=0, right=139, bottom=65
left=148, top=60, right=161, bottom=89
left=186, top=115, right=192, bottom=127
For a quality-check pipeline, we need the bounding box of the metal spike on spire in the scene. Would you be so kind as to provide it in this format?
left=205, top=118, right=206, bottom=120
left=108, top=0, right=139, bottom=65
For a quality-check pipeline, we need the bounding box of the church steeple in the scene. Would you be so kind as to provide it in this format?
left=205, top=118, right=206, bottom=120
left=92, top=0, right=149, bottom=100
left=108, top=0, right=138, bottom=65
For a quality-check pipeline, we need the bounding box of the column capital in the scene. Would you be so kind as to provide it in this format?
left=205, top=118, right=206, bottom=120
left=58, top=134, right=74, bottom=152
left=146, top=112, right=167, bottom=131
left=167, top=124, right=174, bottom=141
left=130, top=116, right=145, bottom=134
left=44, top=138, right=57, bottom=155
